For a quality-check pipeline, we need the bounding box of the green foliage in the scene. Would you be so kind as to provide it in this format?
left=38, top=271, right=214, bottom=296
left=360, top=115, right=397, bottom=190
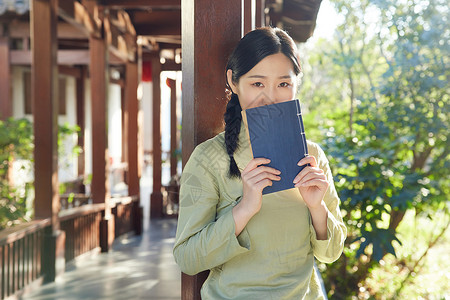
left=0, top=118, right=34, bottom=229
left=300, top=0, right=449, bottom=297
left=0, top=119, right=82, bottom=230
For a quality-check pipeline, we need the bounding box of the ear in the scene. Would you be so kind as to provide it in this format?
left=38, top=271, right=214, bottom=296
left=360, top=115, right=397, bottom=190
left=226, top=69, right=239, bottom=95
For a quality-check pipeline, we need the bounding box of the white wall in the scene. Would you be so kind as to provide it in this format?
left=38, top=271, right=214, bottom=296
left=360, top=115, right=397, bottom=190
left=108, top=83, right=122, bottom=165
left=11, top=66, right=80, bottom=184
left=141, top=81, right=153, bottom=154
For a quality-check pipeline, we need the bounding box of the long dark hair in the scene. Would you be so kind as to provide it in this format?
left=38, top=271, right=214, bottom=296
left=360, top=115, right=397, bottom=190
left=224, top=27, right=302, bottom=178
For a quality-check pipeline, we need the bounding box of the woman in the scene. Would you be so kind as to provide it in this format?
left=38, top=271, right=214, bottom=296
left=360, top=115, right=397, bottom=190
left=173, top=27, right=347, bottom=299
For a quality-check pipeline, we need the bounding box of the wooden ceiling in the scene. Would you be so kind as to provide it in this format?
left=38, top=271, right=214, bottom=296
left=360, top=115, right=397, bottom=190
left=99, top=0, right=322, bottom=47
left=0, top=0, right=322, bottom=63
left=100, top=0, right=181, bottom=48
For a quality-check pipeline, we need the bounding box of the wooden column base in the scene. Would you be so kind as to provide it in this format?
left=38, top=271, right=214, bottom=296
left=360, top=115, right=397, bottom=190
left=133, top=201, right=144, bottom=235
left=181, top=271, right=209, bottom=299
left=42, top=229, right=66, bottom=283
left=150, top=192, right=163, bottom=219
left=100, top=215, right=115, bottom=252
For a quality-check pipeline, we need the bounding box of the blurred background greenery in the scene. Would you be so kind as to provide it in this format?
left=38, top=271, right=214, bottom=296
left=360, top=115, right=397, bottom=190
left=299, top=0, right=449, bottom=298
left=0, top=119, right=80, bottom=229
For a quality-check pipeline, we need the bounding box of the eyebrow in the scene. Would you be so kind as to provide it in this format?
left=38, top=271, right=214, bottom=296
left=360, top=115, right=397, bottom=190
left=247, top=75, right=292, bottom=79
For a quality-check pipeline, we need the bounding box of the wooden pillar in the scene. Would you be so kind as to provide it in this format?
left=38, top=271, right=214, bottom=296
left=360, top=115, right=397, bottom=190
left=31, top=0, right=65, bottom=283
left=76, top=66, right=86, bottom=178
left=255, top=0, right=266, bottom=28
left=89, top=33, right=114, bottom=252
left=150, top=54, right=163, bottom=219
left=181, top=0, right=241, bottom=298
left=125, top=61, right=140, bottom=196
left=243, top=0, right=255, bottom=35
left=168, top=78, right=178, bottom=177
left=121, top=85, right=127, bottom=167
left=0, top=35, right=12, bottom=120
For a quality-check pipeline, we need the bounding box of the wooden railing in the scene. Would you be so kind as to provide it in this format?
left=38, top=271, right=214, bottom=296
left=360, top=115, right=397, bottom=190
left=0, top=219, right=51, bottom=300
left=112, top=195, right=142, bottom=237
left=60, top=194, right=91, bottom=210
left=0, top=196, right=142, bottom=300
left=59, top=204, right=104, bottom=263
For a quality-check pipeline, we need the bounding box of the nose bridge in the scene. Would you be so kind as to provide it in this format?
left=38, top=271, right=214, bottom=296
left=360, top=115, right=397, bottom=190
left=266, top=84, right=277, bottom=102
left=268, top=84, right=280, bottom=103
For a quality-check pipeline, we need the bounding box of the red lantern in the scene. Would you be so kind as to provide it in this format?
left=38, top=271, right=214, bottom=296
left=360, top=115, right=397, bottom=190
left=142, top=61, right=152, bottom=82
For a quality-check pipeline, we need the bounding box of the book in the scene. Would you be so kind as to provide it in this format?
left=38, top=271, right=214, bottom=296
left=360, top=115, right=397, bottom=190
left=241, top=99, right=309, bottom=195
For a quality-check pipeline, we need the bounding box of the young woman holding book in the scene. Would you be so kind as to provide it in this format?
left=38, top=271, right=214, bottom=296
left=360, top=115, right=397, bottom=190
left=173, top=27, right=347, bottom=299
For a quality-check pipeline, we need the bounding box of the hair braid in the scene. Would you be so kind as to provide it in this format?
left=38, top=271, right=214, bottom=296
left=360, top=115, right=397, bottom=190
left=224, top=93, right=242, bottom=178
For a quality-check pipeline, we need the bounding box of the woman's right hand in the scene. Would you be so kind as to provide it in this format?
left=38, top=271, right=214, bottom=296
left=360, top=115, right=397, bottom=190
left=232, top=158, right=281, bottom=235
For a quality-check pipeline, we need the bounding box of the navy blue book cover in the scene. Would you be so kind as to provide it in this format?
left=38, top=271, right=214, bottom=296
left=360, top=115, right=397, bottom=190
left=241, top=99, right=309, bottom=195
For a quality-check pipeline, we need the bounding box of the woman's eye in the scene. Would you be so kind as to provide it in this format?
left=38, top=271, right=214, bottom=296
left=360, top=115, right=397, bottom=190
left=279, top=82, right=291, bottom=87
left=252, top=82, right=264, bottom=87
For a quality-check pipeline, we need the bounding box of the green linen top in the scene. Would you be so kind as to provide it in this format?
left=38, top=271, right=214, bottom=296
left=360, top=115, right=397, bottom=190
left=173, top=121, right=347, bottom=299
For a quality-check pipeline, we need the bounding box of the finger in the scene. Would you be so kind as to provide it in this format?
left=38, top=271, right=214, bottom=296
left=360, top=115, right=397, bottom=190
left=293, top=169, right=324, bottom=184
left=249, top=171, right=281, bottom=184
left=255, top=178, right=274, bottom=191
left=297, top=155, right=318, bottom=168
left=243, top=158, right=271, bottom=174
left=293, top=166, right=323, bottom=184
left=245, top=165, right=281, bottom=179
left=295, top=178, right=328, bottom=189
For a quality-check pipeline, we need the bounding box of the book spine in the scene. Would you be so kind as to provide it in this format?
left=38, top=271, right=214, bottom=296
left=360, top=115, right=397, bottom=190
left=295, top=100, right=308, bottom=157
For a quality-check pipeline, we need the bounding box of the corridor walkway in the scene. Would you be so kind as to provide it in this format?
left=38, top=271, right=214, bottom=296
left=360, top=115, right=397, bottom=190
left=21, top=218, right=181, bottom=300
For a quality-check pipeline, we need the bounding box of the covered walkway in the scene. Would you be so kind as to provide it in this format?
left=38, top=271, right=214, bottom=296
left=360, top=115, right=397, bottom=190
left=20, top=218, right=180, bottom=300
left=17, top=163, right=181, bottom=300
left=1, top=1, right=324, bottom=299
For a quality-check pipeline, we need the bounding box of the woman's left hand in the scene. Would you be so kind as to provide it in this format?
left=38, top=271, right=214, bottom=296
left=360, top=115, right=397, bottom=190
left=293, top=155, right=329, bottom=209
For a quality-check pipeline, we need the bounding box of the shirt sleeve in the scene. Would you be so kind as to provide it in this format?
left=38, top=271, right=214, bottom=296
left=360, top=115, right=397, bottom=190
left=309, top=144, right=347, bottom=263
left=173, top=142, right=250, bottom=276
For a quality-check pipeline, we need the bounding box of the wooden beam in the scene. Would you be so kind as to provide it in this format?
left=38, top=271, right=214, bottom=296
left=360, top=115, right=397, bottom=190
left=109, top=46, right=129, bottom=65
left=255, top=0, right=266, bottom=27
left=11, top=50, right=90, bottom=65
left=0, top=37, right=12, bottom=120
left=121, top=86, right=127, bottom=169
left=31, top=0, right=65, bottom=284
left=9, top=21, right=89, bottom=39
left=243, top=0, right=255, bottom=35
left=115, top=10, right=137, bottom=37
left=58, top=1, right=101, bottom=39
left=131, top=10, right=181, bottom=36
left=181, top=0, right=241, bottom=298
left=134, top=23, right=181, bottom=36
left=181, top=0, right=241, bottom=161
left=100, top=0, right=181, bottom=9
left=125, top=61, right=140, bottom=196
left=150, top=54, right=163, bottom=219
left=110, top=77, right=125, bottom=87
left=31, top=0, right=59, bottom=225
left=161, top=60, right=181, bottom=71
left=167, top=78, right=178, bottom=177
left=10, top=49, right=126, bottom=65
left=58, top=65, right=82, bottom=78
left=76, top=67, right=86, bottom=177
left=89, top=36, right=110, bottom=205
left=89, top=33, right=114, bottom=252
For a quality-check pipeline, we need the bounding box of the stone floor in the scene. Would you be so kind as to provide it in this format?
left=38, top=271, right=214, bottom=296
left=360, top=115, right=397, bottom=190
left=20, top=219, right=181, bottom=300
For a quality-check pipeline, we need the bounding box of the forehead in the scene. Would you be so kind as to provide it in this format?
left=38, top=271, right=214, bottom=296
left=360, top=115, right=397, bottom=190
left=244, top=53, right=295, bottom=77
